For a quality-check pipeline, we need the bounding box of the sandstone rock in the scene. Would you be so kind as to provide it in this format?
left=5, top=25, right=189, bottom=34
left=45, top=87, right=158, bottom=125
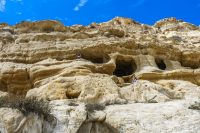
left=120, top=80, right=170, bottom=103
left=27, top=74, right=125, bottom=105
left=86, top=110, right=106, bottom=122
left=14, top=20, right=68, bottom=33
left=154, top=17, right=198, bottom=32
left=189, top=101, right=200, bottom=110
left=105, top=101, right=200, bottom=133
left=0, top=17, right=200, bottom=133
left=49, top=100, right=87, bottom=133
left=0, top=62, right=31, bottom=95
left=156, top=80, right=200, bottom=100
left=0, top=108, right=49, bottom=133
left=0, top=91, right=8, bottom=98
left=35, top=100, right=200, bottom=133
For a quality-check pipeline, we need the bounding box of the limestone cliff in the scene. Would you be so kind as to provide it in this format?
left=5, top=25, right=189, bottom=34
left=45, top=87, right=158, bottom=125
left=0, top=17, right=200, bottom=133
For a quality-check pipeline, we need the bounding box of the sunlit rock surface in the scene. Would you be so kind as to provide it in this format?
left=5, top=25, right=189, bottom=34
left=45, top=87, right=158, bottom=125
left=0, top=17, right=200, bottom=133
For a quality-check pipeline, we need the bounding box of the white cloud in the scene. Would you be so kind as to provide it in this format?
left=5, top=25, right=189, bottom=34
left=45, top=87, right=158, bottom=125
left=0, top=0, right=6, bottom=12
left=26, top=19, right=32, bottom=21
left=74, top=6, right=79, bottom=11
left=73, top=0, right=88, bottom=11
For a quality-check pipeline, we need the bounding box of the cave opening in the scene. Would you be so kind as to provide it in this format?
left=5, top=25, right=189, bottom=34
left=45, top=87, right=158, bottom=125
left=155, top=59, right=166, bottom=70
left=80, top=53, right=110, bottom=64
left=88, top=57, right=104, bottom=64
left=66, top=94, right=80, bottom=99
left=113, top=58, right=137, bottom=77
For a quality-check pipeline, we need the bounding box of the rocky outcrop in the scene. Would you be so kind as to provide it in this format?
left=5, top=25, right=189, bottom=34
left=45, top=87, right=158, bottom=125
left=0, top=108, right=49, bottom=133
left=0, top=17, right=200, bottom=132
left=27, top=73, right=125, bottom=104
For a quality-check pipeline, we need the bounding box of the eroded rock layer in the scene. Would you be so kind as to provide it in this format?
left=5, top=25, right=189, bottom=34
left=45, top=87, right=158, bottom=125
left=0, top=17, right=200, bottom=133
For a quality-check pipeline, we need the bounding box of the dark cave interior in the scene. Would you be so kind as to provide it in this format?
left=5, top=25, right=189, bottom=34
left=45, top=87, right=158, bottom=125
left=113, top=58, right=137, bottom=77
left=155, top=59, right=166, bottom=70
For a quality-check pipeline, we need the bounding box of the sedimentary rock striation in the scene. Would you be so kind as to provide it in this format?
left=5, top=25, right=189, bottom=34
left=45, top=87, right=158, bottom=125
left=0, top=17, right=200, bottom=133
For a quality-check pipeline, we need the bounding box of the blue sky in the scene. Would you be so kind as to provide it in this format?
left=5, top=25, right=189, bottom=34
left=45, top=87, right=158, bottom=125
left=0, top=0, right=199, bottom=26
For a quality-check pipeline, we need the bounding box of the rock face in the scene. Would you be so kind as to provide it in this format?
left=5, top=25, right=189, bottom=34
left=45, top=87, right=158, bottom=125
left=0, top=17, right=200, bottom=133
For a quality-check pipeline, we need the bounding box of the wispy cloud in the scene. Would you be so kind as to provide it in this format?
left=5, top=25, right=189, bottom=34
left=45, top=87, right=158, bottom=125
left=10, top=0, right=23, bottom=5
left=0, top=0, right=6, bottom=12
left=16, top=12, right=22, bottom=15
left=0, top=0, right=23, bottom=12
left=25, top=17, right=36, bottom=22
left=74, top=0, right=88, bottom=11
left=131, top=0, right=146, bottom=7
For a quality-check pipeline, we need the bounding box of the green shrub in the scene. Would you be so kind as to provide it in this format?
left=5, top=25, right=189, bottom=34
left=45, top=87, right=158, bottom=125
left=85, top=103, right=105, bottom=113
left=68, top=102, right=79, bottom=106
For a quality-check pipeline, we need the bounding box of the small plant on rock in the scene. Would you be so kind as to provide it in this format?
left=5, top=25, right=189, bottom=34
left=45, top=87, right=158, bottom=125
left=188, top=101, right=200, bottom=110
left=0, top=96, right=55, bottom=122
left=68, top=102, right=79, bottom=106
left=85, top=103, right=105, bottom=113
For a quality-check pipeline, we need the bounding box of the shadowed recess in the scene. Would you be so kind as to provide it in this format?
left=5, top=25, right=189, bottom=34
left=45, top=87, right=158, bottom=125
left=181, top=62, right=199, bottom=69
left=81, top=53, right=110, bottom=64
left=155, top=59, right=166, bottom=70
left=0, top=81, right=8, bottom=92
left=77, top=122, right=119, bottom=133
left=113, top=57, right=137, bottom=77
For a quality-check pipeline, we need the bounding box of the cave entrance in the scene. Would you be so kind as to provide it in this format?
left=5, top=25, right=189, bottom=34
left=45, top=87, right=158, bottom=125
left=80, top=53, right=110, bottom=64
left=155, top=59, right=166, bottom=70
left=88, top=57, right=104, bottom=64
left=113, top=57, right=137, bottom=77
